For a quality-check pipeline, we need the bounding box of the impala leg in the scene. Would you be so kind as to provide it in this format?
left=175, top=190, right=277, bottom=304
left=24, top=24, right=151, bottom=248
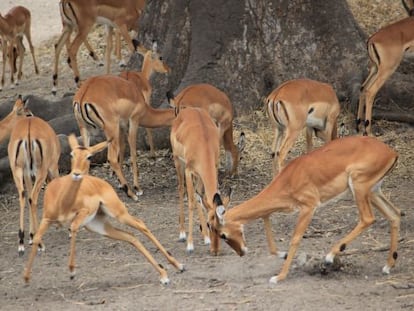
left=15, top=38, right=25, bottom=82
left=195, top=180, right=210, bottom=245
left=1, top=39, right=6, bottom=90
left=116, top=24, right=135, bottom=54
left=82, top=38, right=99, bottom=61
left=107, top=136, right=138, bottom=201
left=24, top=26, right=39, bottom=74
left=305, top=127, right=314, bottom=153
left=117, top=212, right=185, bottom=273
left=53, top=26, right=71, bottom=94
left=12, top=167, right=26, bottom=255
left=222, top=126, right=239, bottom=176
left=23, top=172, right=35, bottom=245
left=271, top=126, right=284, bottom=175
left=23, top=219, right=50, bottom=283
left=29, top=170, right=49, bottom=248
left=277, top=129, right=301, bottom=171
left=370, top=190, right=401, bottom=274
left=263, top=216, right=282, bottom=256
left=127, top=120, right=143, bottom=196
left=105, top=26, right=113, bottom=74
left=325, top=185, right=375, bottom=264
left=270, top=206, right=315, bottom=284
left=68, top=25, right=92, bottom=87
left=185, top=170, right=196, bottom=253
left=174, top=157, right=187, bottom=242
left=7, top=42, right=15, bottom=86
left=145, top=128, right=156, bottom=158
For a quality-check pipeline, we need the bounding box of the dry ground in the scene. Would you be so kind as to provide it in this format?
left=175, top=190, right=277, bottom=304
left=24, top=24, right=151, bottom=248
left=0, top=1, right=413, bottom=310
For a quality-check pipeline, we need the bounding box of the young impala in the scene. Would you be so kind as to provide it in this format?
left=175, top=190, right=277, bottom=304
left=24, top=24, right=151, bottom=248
left=170, top=106, right=225, bottom=253
left=23, top=135, right=184, bottom=285
left=72, top=74, right=176, bottom=201
left=167, top=83, right=245, bottom=176
left=0, top=6, right=39, bottom=90
left=0, top=96, right=60, bottom=255
left=208, top=136, right=400, bottom=284
left=119, top=41, right=171, bottom=157
left=266, top=78, right=340, bottom=173
left=357, top=12, right=414, bottom=135
left=53, top=0, right=144, bottom=93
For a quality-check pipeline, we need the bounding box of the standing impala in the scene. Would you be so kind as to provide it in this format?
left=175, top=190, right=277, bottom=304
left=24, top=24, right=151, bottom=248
left=0, top=96, right=60, bottom=255
left=357, top=14, right=414, bottom=135
left=0, top=6, right=39, bottom=90
left=266, top=78, right=340, bottom=174
left=167, top=83, right=244, bottom=176
left=23, top=135, right=184, bottom=285
left=119, top=41, right=171, bottom=157
left=170, top=107, right=225, bottom=253
left=72, top=74, right=176, bottom=201
left=208, top=136, right=400, bottom=284
left=53, top=0, right=144, bottom=93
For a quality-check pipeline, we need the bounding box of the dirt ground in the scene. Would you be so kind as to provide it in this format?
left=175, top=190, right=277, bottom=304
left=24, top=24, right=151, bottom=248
left=1, top=1, right=414, bottom=311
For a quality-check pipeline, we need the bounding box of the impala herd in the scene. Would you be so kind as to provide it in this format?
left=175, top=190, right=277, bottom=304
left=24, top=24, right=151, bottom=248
left=0, top=0, right=410, bottom=287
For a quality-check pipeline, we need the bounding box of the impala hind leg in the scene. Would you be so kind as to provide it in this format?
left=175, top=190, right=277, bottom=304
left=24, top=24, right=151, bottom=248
left=263, top=216, right=286, bottom=258
left=370, top=190, right=401, bottom=274
left=23, top=219, right=50, bottom=283
left=325, top=186, right=375, bottom=264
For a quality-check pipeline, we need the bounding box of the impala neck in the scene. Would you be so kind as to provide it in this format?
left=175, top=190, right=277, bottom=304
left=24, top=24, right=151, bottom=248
left=200, top=163, right=220, bottom=209
left=140, top=106, right=176, bottom=128
left=226, top=179, right=292, bottom=224
left=141, top=54, right=155, bottom=81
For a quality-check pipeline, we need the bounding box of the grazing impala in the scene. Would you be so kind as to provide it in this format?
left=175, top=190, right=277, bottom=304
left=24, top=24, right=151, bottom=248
left=119, top=41, right=171, bottom=157
left=170, top=107, right=225, bottom=253
left=208, top=136, right=400, bottom=284
left=23, top=135, right=184, bottom=285
left=72, top=74, right=176, bottom=201
left=53, top=0, right=145, bottom=93
left=0, top=6, right=39, bottom=90
left=266, top=79, right=340, bottom=173
left=0, top=96, right=60, bottom=255
left=167, top=83, right=245, bottom=176
left=357, top=14, right=414, bottom=135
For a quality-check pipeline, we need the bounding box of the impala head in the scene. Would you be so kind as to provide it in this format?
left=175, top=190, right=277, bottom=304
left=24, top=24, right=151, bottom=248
left=137, top=41, right=171, bottom=74
left=203, top=190, right=248, bottom=256
left=13, top=95, right=33, bottom=117
left=68, top=134, right=109, bottom=181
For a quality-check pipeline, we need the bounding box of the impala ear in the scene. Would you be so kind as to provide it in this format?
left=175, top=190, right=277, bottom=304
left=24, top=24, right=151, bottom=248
left=68, top=134, right=79, bottom=150
left=152, top=40, right=158, bottom=53
left=215, top=205, right=226, bottom=225
left=90, top=140, right=109, bottom=155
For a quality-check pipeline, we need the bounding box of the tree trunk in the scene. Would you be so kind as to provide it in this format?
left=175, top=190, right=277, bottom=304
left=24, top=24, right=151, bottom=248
left=131, top=0, right=367, bottom=113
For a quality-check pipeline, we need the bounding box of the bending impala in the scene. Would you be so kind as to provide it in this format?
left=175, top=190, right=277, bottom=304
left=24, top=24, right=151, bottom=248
left=167, top=83, right=244, bottom=176
left=23, top=135, right=184, bottom=285
left=72, top=74, right=176, bottom=201
left=0, top=6, right=39, bottom=90
left=119, top=41, right=171, bottom=157
left=0, top=96, right=60, bottom=255
left=170, top=107, right=225, bottom=253
left=357, top=14, right=414, bottom=135
left=53, top=0, right=145, bottom=93
left=208, top=136, right=400, bottom=284
left=266, top=78, right=340, bottom=173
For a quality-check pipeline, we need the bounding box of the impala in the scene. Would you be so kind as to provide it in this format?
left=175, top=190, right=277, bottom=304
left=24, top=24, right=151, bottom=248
left=357, top=14, right=414, bottom=135
left=0, top=6, right=39, bottom=90
left=170, top=107, right=225, bottom=253
left=72, top=74, right=176, bottom=201
left=266, top=78, right=340, bottom=173
left=23, top=135, right=184, bottom=285
left=53, top=0, right=145, bottom=93
left=167, top=83, right=245, bottom=176
left=0, top=96, right=60, bottom=255
left=208, top=136, right=400, bottom=284
left=119, top=41, right=171, bottom=157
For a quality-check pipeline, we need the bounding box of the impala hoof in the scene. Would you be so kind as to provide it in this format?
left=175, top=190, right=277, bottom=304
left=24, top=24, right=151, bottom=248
left=160, top=276, right=170, bottom=285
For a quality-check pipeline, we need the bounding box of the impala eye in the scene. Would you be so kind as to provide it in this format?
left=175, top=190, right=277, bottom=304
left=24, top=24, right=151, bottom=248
left=220, top=233, right=227, bottom=240
left=159, top=56, right=163, bottom=61
left=86, top=155, right=92, bottom=161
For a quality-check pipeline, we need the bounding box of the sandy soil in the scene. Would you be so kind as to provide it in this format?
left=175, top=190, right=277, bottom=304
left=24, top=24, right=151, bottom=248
left=0, top=1, right=414, bottom=311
